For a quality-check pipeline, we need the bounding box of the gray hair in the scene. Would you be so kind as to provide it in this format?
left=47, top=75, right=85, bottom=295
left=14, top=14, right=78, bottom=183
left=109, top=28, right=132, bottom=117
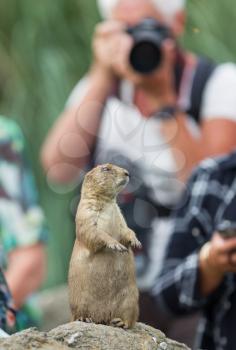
left=97, top=0, right=186, bottom=21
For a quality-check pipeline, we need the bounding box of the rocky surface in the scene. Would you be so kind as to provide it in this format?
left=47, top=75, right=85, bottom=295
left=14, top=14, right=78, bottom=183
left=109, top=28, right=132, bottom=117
left=0, top=321, right=191, bottom=350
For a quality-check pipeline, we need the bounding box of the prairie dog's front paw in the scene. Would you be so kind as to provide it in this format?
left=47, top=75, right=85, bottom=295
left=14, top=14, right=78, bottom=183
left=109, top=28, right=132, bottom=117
left=127, top=230, right=142, bottom=249
left=130, top=237, right=142, bottom=249
left=107, top=241, right=128, bottom=252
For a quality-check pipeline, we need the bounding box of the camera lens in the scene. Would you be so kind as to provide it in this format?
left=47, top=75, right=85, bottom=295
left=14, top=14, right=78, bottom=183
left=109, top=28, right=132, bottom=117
left=129, top=41, right=162, bottom=74
left=127, top=18, right=171, bottom=74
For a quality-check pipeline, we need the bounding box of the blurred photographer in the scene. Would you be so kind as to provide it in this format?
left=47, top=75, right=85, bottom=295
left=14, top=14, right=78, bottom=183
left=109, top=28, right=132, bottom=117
left=152, top=151, right=236, bottom=349
left=41, top=0, right=236, bottom=340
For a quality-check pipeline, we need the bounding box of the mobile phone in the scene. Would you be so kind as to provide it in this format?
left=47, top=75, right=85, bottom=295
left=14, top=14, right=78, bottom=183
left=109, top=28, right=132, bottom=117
left=217, top=221, right=236, bottom=239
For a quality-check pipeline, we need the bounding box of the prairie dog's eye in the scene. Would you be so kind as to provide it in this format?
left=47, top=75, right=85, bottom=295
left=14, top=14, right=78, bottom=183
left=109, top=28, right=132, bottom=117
left=101, top=166, right=110, bottom=172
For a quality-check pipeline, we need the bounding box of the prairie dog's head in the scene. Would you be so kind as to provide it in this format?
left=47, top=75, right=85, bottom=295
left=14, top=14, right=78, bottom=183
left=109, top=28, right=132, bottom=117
left=82, top=164, right=129, bottom=199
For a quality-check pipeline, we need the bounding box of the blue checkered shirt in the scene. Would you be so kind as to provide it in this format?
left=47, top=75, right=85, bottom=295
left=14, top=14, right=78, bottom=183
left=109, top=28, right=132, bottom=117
left=152, top=152, right=236, bottom=350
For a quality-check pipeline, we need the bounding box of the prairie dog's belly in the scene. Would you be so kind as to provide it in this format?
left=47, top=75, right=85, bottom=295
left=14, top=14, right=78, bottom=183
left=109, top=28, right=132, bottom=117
left=97, top=204, right=123, bottom=239
left=70, top=241, right=135, bottom=298
left=72, top=241, right=134, bottom=274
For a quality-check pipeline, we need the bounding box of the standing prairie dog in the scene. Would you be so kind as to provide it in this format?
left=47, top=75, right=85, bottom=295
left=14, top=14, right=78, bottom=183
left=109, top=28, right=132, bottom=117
left=68, top=163, right=141, bottom=329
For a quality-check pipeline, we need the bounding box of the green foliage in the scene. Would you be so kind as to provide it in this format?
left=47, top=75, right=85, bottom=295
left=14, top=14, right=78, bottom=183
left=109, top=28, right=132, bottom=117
left=0, top=0, right=235, bottom=287
left=0, top=0, right=100, bottom=287
left=185, top=0, right=236, bottom=61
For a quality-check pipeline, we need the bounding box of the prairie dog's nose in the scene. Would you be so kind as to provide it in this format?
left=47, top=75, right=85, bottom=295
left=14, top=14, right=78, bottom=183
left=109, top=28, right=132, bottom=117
left=124, top=170, right=129, bottom=177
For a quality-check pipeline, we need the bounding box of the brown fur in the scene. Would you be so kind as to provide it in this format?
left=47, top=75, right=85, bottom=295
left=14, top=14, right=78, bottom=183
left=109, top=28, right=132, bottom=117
left=68, top=163, right=141, bottom=328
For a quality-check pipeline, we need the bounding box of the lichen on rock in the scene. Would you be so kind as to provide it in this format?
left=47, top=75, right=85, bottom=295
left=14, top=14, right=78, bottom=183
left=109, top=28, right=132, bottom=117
left=0, top=321, right=191, bottom=350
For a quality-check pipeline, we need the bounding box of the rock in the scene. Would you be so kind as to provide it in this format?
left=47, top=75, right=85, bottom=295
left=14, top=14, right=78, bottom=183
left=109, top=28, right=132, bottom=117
left=0, top=321, right=191, bottom=350
left=0, top=328, right=69, bottom=350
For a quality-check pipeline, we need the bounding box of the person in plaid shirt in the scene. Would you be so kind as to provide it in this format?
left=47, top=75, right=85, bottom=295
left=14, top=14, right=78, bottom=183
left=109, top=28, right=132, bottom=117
left=152, top=152, right=236, bottom=350
left=0, top=116, right=47, bottom=332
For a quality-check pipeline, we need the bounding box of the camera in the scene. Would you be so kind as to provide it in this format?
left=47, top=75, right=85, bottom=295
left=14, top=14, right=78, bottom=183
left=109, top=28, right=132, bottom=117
left=127, top=18, right=172, bottom=74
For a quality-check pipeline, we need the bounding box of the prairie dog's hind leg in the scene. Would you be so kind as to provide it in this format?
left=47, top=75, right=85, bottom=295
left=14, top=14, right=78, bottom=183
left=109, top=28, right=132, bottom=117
left=71, top=315, right=93, bottom=323
left=110, top=318, right=129, bottom=329
left=77, top=317, right=93, bottom=323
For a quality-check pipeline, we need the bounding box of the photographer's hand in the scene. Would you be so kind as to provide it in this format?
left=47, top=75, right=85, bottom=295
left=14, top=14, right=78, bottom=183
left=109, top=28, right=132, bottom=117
left=93, top=20, right=170, bottom=87
left=93, top=19, right=179, bottom=108
left=93, top=20, right=134, bottom=80
left=199, top=233, right=236, bottom=296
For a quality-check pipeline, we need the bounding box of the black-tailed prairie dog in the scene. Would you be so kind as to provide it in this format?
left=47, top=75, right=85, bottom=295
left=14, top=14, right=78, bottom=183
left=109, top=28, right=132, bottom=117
left=68, top=163, right=141, bottom=329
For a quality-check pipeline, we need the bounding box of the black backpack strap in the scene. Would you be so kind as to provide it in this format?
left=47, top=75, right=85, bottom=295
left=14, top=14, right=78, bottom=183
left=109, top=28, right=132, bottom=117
left=187, top=57, right=216, bottom=124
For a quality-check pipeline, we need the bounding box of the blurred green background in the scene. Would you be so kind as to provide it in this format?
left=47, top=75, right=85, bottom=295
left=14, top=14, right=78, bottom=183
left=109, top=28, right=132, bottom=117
left=0, top=0, right=235, bottom=288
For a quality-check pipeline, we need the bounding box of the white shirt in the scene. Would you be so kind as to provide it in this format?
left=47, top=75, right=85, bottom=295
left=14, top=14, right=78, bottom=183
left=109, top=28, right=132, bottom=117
left=66, top=62, right=236, bottom=288
left=66, top=62, right=236, bottom=206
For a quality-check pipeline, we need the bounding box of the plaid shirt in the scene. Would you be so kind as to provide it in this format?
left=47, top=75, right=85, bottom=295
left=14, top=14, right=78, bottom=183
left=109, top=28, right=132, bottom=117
left=152, top=152, right=236, bottom=350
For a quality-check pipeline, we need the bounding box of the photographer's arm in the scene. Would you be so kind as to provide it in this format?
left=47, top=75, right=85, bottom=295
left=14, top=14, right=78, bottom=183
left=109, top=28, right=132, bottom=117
left=5, top=244, right=46, bottom=309
left=41, top=65, right=115, bottom=183
left=41, top=20, right=131, bottom=184
left=160, top=63, right=236, bottom=181
left=160, top=114, right=236, bottom=181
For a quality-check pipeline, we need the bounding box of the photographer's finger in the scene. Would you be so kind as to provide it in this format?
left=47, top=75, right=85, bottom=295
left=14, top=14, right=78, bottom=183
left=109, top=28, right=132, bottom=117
left=208, top=237, right=236, bottom=273
left=213, top=253, right=236, bottom=273
left=95, top=21, right=125, bottom=37
left=92, top=41, right=111, bottom=68
left=162, top=39, right=176, bottom=66
left=215, top=234, right=236, bottom=254
left=112, top=35, right=133, bottom=76
left=228, top=252, right=236, bottom=265
left=217, top=254, right=229, bottom=266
